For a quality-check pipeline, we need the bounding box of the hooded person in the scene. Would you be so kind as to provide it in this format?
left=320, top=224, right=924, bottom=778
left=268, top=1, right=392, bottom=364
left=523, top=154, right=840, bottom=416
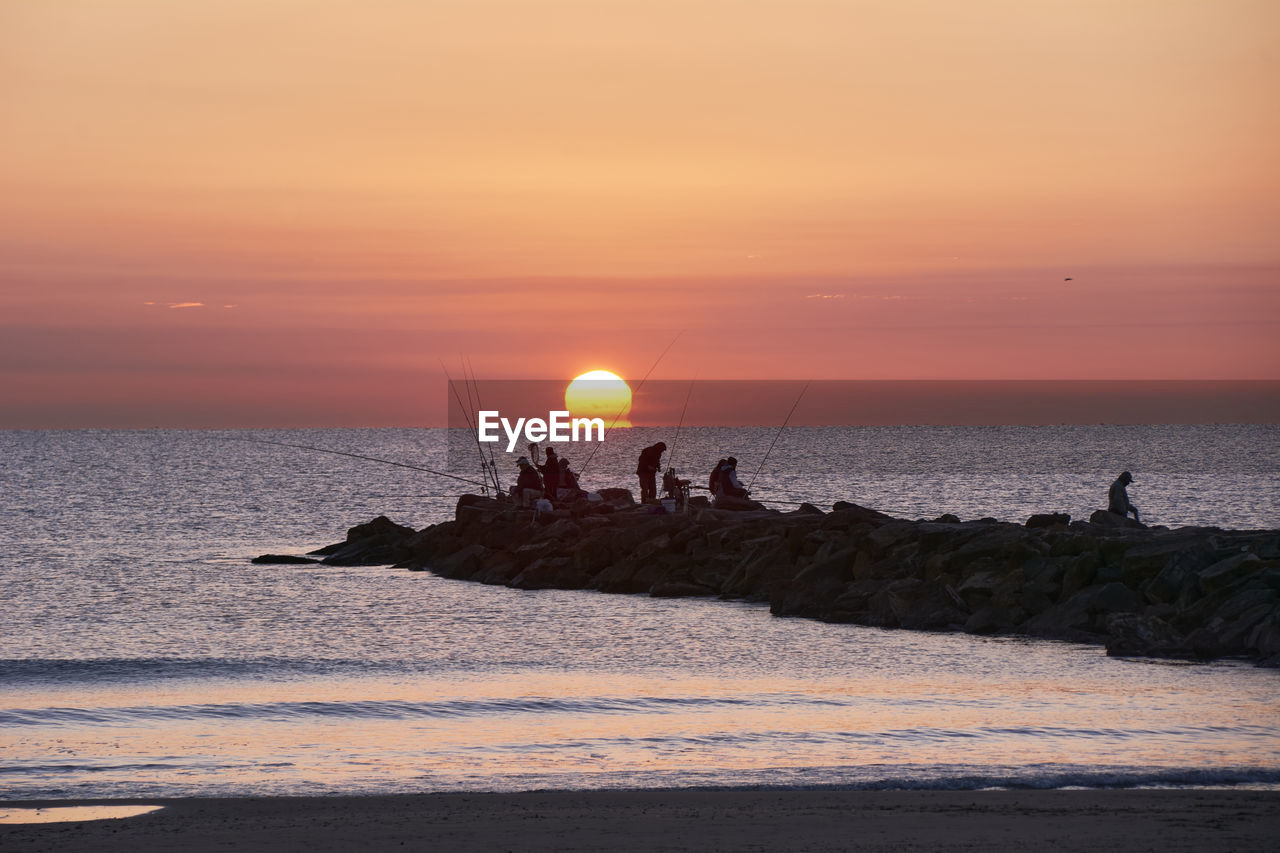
left=514, top=456, right=543, bottom=507
left=718, top=456, right=748, bottom=499
left=708, top=458, right=727, bottom=497
left=557, top=456, right=587, bottom=502
left=635, top=441, right=666, bottom=504
left=1108, top=471, right=1139, bottom=522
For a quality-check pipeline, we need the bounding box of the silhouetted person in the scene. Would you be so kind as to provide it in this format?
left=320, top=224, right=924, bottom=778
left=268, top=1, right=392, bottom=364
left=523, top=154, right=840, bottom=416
left=557, top=457, right=587, bottom=502
left=514, top=457, right=543, bottom=507
left=718, top=457, right=748, bottom=498
left=1108, top=471, right=1139, bottom=522
left=537, top=446, right=560, bottom=500
left=708, top=458, right=727, bottom=497
left=636, top=441, right=666, bottom=504
left=662, top=467, right=691, bottom=507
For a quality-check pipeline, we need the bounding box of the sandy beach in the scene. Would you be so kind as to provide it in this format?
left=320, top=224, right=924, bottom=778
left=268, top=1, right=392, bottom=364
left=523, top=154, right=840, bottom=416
left=3, top=789, right=1278, bottom=852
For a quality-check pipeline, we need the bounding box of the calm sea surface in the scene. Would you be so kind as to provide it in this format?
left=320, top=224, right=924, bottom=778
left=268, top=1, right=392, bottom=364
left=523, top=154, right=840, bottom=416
left=1, top=426, right=1278, bottom=798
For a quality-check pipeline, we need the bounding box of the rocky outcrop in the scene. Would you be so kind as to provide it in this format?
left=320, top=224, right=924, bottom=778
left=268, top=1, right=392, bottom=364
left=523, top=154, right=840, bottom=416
left=303, top=515, right=418, bottom=566
left=251, top=554, right=320, bottom=564
left=297, top=497, right=1280, bottom=666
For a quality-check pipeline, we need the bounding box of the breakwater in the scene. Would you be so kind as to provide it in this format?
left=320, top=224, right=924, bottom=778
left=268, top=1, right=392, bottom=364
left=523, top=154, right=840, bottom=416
left=280, top=493, right=1280, bottom=664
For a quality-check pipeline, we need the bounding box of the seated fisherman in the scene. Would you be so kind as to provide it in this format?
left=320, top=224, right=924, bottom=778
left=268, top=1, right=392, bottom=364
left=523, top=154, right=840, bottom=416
left=556, top=457, right=588, bottom=502
left=512, top=457, right=544, bottom=507
left=708, top=458, right=727, bottom=497
left=718, top=457, right=749, bottom=499
left=1108, top=470, right=1140, bottom=522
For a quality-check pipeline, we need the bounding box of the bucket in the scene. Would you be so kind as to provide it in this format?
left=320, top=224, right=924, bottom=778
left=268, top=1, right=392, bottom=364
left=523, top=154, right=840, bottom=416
left=661, top=498, right=676, bottom=513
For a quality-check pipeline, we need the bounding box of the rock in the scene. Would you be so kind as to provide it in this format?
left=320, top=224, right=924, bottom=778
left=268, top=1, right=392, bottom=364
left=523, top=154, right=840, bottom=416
left=472, top=553, right=521, bottom=585
left=429, top=542, right=491, bottom=579
left=1142, top=545, right=1219, bottom=604
left=303, top=495, right=1280, bottom=666
left=934, top=514, right=961, bottom=524
left=318, top=515, right=418, bottom=566
left=1060, top=552, right=1100, bottom=600
left=964, top=606, right=1021, bottom=635
left=1105, top=613, right=1189, bottom=657
left=346, top=515, right=416, bottom=541
left=1024, top=582, right=1141, bottom=640
left=597, top=488, right=635, bottom=509
left=829, top=503, right=895, bottom=525
left=651, top=580, right=717, bottom=598
left=1088, top=509, right=1146, bottom=529
left=251, top=554, right=319, bottom=564
left=1197, top=552, right=1263, bottom=594
left=713, top=495, right=768, bottom=511
left=512, top=557, right=585, bottom=590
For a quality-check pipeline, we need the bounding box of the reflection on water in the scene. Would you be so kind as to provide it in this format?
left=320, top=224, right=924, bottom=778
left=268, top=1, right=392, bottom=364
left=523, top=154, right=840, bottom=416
left=3, top=580, right=1279, bottom=797
left=0, top=428, right=1277, bottom=797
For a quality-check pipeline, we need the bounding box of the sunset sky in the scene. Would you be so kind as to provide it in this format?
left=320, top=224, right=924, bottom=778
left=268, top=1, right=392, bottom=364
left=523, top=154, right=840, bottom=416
left=2, top=0, right=1277, bottom=427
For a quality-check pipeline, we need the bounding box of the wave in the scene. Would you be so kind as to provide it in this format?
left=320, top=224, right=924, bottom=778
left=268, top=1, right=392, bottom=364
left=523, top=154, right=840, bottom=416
left=0, top=657, right=382, bottom=684
left=5, top=764, right=1279, bottom=800
left=0, top=693, right=838, bottom=727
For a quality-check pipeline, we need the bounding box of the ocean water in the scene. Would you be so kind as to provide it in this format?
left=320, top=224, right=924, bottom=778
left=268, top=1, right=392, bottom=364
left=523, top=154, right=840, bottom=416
left=1, top=426, right=1278, bottom=798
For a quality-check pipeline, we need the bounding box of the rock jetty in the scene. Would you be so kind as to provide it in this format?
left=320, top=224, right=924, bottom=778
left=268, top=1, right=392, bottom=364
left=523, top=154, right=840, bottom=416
left=281, top=493, right=1280, bottom=665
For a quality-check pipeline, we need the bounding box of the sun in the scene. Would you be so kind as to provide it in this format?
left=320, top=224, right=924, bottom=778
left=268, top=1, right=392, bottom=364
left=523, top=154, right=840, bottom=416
left=565, top=370, right=632, bottom=427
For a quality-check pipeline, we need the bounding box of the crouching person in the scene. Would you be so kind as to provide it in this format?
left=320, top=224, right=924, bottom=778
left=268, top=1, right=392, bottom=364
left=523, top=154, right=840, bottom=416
left=510, top=457, right=544, bottom=507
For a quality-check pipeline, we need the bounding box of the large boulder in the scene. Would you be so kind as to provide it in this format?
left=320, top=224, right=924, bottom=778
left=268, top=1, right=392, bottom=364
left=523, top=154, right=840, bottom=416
left=320, top=515, right=418, bottom=566
left=252, top=554, right=319, bottom=564
left=1088, top=509, right=1146, bottom=529
left=1104, top=613, right=1189, bottom=658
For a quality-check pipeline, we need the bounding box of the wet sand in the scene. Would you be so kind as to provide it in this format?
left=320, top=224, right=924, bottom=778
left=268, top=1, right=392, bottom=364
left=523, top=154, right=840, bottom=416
left=2, top=789, right=1277, bottom=852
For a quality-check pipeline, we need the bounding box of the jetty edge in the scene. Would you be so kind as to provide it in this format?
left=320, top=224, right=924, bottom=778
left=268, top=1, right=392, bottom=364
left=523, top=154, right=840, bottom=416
left=279, top=492, right=1280, bottom=665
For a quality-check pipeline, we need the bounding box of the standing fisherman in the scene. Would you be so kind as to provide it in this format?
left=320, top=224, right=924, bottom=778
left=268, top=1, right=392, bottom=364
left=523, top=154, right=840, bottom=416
left=536, top=445, right=560, bottom=501
left=636, top=442, right=666, bottom=504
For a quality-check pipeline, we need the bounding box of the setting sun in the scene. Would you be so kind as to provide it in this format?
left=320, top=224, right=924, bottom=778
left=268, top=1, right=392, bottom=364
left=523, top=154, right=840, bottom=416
left=565, top=370, right=632, bottom=427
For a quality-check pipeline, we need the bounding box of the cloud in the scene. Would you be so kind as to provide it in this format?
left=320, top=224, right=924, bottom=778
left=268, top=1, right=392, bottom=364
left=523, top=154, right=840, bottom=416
left=166, top=302, right=205, bottom=309
left=222, top=304, right=238, bottom=309
left=805, top=293, right=845, bottom=300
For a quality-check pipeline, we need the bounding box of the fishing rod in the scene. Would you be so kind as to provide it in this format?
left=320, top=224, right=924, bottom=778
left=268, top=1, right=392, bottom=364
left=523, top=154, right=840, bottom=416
left=441, top=359, right=497, bottom=494
left=219, top=435, right=489, bottom=488
left=667, top=372, right=697, bottom=474
left=460, top=355, right=480, bottom=443
left=465, top=356, right=502, bottom=494
left=747, top=380, right=811, bottom=492
left=579, top=329, right=684, bottom=477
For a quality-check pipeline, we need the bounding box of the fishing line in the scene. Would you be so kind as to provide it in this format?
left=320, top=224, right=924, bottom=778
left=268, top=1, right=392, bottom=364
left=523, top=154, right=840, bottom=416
left=219, top=435, right=488, bottom=488
left=441, top=359, right=496, bottom=493
left=465, top=356, right=502, bottom=493
left=747, top=380, right=811, bottom=492
left=668, top=372, right=698, bottom=474
left=579, top=329, right=684, bottom=477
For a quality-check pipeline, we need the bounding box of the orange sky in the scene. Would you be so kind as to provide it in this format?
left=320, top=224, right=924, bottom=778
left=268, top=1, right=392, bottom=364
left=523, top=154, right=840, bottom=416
left=2, top=1, right=1278, bottom=426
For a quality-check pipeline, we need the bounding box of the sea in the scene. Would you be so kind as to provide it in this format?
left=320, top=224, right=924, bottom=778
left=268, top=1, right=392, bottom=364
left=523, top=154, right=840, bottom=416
left=1, top=425, right=1278, bottom=799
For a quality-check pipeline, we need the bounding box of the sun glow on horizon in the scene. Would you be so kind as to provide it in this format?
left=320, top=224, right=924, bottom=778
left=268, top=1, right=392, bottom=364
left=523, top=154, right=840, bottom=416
left=565, top=370, right=632, bottom=427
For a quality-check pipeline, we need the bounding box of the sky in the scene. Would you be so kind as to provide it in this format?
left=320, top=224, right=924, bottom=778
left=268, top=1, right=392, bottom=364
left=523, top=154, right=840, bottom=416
left=2, top=0, right=1278, bottom=427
